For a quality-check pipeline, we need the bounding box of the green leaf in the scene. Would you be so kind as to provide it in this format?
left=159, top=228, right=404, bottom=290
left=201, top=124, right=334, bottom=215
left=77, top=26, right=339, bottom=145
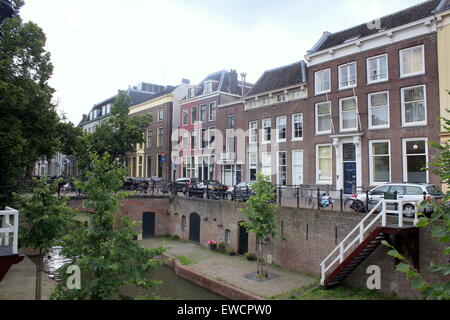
left=396, top=263, right=411, bottom=273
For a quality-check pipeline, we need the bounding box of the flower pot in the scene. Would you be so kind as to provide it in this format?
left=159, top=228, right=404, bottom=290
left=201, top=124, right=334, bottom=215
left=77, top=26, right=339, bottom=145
left=209, top=244, right=217, bottom=250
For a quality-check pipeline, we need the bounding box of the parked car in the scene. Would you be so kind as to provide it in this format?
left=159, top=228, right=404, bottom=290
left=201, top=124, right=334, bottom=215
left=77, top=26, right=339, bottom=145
left=226, top=181, right=256, bottom=201
left=350, top=183, right=443, bottom=218
left=121, top=177, right=149, bottom=191
left=186, top=180, right=228, bottom=199
left=169, top=177, right=201, bottom=194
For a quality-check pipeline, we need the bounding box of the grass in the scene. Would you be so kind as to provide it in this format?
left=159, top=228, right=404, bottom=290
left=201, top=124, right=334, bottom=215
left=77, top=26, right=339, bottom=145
left=173, top=255, right=194, bottom=266
left=292, top=283, right=396, bottom=300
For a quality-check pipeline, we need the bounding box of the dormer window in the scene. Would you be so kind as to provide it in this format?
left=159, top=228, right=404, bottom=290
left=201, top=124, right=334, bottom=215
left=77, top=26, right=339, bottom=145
left=263, top=96, right=271, bottom=105
left=204, top=81, right=213, bottom=94
left=277, top=94, right=286, bottom=103
left=343, top=35, right=360, bottom=43
left=188, top=87, right=196, bottom=98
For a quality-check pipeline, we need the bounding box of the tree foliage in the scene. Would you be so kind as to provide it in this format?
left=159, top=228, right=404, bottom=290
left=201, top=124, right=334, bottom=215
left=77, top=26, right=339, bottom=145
left=76, top=90, right=151, bottom=172
left=51, top=153, right=165, bottom=300
left=0, top=2, right=81, bottom=206
left=15, top=177, right=75, bottom=299
left=239, top=173, right=278, bottom=278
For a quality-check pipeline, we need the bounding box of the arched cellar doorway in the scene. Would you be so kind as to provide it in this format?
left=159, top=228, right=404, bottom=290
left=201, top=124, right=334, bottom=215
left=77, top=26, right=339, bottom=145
left=142, top=212, right=156, bottom=239
left=189, top=212, right=201, bottom=243
left=238, top=222, right=249, bottom=255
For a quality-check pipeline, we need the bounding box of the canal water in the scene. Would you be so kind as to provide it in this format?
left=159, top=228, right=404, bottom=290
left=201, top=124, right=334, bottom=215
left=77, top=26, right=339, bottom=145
left=38, top=247, right=226, bottom=300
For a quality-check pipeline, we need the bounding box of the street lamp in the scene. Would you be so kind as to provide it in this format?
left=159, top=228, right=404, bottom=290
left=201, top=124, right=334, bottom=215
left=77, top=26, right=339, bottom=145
left=0, top=0, right=14, bottom=27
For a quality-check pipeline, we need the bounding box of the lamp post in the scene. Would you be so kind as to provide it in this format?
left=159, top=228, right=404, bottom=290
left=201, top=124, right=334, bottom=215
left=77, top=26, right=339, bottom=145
left=0, top=0, right=14, bottom=27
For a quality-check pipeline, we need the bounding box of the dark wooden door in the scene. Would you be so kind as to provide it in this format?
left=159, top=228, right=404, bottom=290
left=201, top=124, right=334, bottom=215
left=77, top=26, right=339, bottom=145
left=189, top=213, right=201, bottom=243
left=142, top=212, right=155, bottom=239
left=238, top=223, right=249, bottom=255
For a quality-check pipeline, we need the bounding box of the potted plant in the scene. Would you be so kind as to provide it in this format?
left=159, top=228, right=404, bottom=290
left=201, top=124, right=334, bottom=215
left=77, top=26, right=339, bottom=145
left=226, top=247, right=236, bottom=256
left=208, top=240, right=217, bottom=250
left=218, top=242, right=227, bottom=252
left=245, top=252, right=257, bottom=261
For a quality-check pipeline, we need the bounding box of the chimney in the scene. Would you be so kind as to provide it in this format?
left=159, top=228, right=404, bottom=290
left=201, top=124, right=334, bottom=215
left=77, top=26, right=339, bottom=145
left=230, top=69, right=238, bottom=94
left=240, top=72, right=247, bottom=97
left=182, top=78, right=190, bottom=84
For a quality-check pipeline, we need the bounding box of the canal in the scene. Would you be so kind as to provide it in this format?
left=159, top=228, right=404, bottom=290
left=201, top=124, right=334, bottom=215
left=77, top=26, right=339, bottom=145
left=33, top=247, right=226, bottom=300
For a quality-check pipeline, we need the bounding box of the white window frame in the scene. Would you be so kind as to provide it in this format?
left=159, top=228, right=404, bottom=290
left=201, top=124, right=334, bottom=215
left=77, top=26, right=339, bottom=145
left=200, top=104, right=207, bottom=122
left=399, top=45, right=425, bottom=78
left=316, top=144, right=333, bottom=185
left=367, top=54, right=388, bottom=84
left=276, top=116, right=287, bottom=143
left=182, top=108, right=189, bottom=126
left=208, top=126, right=216, bottom=149
left=315, top=101, right=332, bottom=135
left=209, top=101, right=217, bottom=121
left=292, top=113, right=303, bottom=141
left=369, top=140, right=391, bottom=186
left=402, top=138, right=429, bottom=183
left=338, top=62, right=357, bottom=90
left=277, top=94, right=286, bottom=103
left=158, top=109, right=164, bottom=122
left=261, top=152, right=272, bottom=179
left=249, top=121, right=258, bottom=144
left=263, top=96, right=271, bottom=105
left=339, top=96, right=358, bottom=132
left=204, top=81, right=213, bottom=94
left=368, top=91, right=390, bottom=130
left=157, top=128, right=164, bottom=148
left=401, top=85, right=427, bottom=127
left=262, top=118, right=272, bottom=144
left=277, top=151, right=287, bottom=186
left=292, top=149, right=304, bottom=186
left=191, top=106, right=197, bottom=124
left=314, top=69, right=331, bottom=95
left=190, top=130, right=197, bottom=150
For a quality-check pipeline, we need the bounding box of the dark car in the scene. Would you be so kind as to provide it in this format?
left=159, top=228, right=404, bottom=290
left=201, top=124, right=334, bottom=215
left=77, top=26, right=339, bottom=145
left=186, top=180, right=229, bottom=199
left=225, top=181, right=256, bottom=201
left=167, top=177, right=201, bottom=194
left=122, top=177, right=149, bottom=191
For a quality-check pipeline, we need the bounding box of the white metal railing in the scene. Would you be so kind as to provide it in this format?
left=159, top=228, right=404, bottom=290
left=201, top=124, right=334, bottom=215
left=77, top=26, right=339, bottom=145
left=220, top=153, right=237, bottom=161
left=320, top=199, right=419, bottom=285
left=0, top=207, right=19, bottom=255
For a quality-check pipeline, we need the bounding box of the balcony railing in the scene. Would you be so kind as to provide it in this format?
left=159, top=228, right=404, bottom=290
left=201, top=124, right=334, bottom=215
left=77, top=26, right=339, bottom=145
left=220, top=153, right=236, bottom=161
left=0, top=207, right=19, bottom=256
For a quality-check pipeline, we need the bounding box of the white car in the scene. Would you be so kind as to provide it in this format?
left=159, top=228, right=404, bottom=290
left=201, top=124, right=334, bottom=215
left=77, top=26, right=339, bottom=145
left=351, top=183, right=443, bottom=218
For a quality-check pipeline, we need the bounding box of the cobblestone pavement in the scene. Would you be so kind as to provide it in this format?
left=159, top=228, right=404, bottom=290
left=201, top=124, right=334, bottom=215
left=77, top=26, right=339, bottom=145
left=0, top=255, right=57, bottom=300
left=141, top=238, right=317, bottom=299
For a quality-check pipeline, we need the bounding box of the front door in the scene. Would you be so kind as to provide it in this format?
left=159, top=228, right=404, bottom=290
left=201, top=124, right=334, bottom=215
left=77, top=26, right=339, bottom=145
left=189, top=213, right=201, bottom=243
left=238, top=223, right=249, bottom=255
left=343, top=143, right=357, bottom=195
left=142, top=212, right=155, bottom=239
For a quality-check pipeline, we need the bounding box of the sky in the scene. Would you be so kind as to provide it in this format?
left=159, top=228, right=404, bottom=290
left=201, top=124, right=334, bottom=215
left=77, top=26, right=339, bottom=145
left=19, top=0, right=426, bottom=125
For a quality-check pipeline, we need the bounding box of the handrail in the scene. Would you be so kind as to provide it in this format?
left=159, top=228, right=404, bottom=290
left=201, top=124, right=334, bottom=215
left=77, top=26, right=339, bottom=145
left=0, top=207, right=19, bottom=255
left=320, top=199, right=419, bottom=285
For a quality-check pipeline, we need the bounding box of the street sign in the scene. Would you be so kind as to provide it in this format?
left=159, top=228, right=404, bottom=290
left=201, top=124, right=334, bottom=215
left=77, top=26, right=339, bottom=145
left=160, top=157, right=167, bottom=163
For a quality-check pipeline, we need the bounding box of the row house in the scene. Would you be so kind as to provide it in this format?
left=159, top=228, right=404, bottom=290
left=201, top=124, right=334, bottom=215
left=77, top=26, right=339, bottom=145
left=302, top=0, right=444, bottom=194
left=128, top=80, right=189, bottom=181
left=178, top=70, right=252, bottom=182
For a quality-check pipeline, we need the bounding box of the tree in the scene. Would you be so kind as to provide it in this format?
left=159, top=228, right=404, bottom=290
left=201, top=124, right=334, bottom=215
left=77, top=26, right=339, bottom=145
left=238, top=173, right=278, bottom=278
left=77, top=90, right=152, bottom=172
left=0, top=1, right=81, bottom=206
left=51, top=153, right=165, bottom=300
left=382, top=96, right=450, bottom=300
left=15, top=177, right=75, bottom=300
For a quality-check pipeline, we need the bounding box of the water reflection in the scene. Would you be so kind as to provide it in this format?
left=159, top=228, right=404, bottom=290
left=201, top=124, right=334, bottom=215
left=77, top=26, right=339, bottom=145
left=42, top=246, right=226, bottom=300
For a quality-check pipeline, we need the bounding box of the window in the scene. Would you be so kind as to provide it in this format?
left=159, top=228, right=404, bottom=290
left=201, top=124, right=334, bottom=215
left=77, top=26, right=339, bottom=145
left=249, top=121, right=258, bottom=144
left=262, top=152, right=272, bottom=178
left=277, top=151, right=287, bottom=186
left=292, top=114, right=303, bottom=141
left=292, top=150, right=304, bottom=185
left=400, top=45, right=425, bottom=77
left=225, top=229, right=231, bottom=244
left=201, top=128, right=207, bottom=149
left=182, top=109, right=189, bottom=126
left=403, top=138, right=428, bottom=183
left=209, top=102, right=216, bottom=121
left=204, top=81, right=213, bottom=94
left=315, top=102, right=331, bottom=134
left=277, top=94, right=286, bottom=103
left=401, top=85, right=426, bottom=127
left=181, top=216, right=186, bottom=232
left=138, top=156, right=143, bottom=177
left=276, top=116, right=287, bottom=142
left=292, top=89, right=305, bottom=100
left=315, top=69, right=331, bottom=95
left=200, top=104, right=207, bottom=122
left=158, top=109, right=164, bottom=122
left=263, top=96, right=271, bottom=105
left=191, top=106, right=197, bottom=124
left=262, top=118, right=271, bottom=143
left=367, top=54, right=388, bottom=84
left=182, top=131, right=189, bottom=150
left=146, top=130, right=153, bottom=149
left=227, top=115, right=235, bottom=129
left=190, top=130, right=196, bottom=150
left=249, top=99, right=258, bottom=108
left=339, top=97, right=358, bottom=132
left=316, top=144, right=332, bottom=184
left=208, top=127, right=215, bottom=148
left=226, top=136, right=235, bottom=153
left=369, top=140, right=391, bottom=185
left=339, top=62, right=357, bottom=89
left=368, top=91, right=389, bottom=129
left=249, top=152, right=257, bottom=181
left=188, top=87, right=196, bottom=98
left=157, top=128, right=164, bottom=148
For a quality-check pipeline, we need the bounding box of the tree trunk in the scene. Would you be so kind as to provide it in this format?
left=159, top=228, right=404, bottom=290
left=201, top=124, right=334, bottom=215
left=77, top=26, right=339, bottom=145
left=35, top=250, right=42, bottom=300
